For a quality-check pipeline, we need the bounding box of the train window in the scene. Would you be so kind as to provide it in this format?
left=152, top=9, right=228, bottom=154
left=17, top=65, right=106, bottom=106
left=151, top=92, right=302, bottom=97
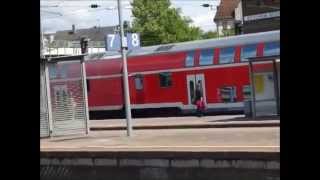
left=48, top=64, right=57, bottom=79
left=134, top=74, right=143, bottom=90
left=219, top=86, right=237, bottom=103
left=159, top=72, right=172, bottom=87
left=241, top=44, right=257, bottom=61
left=185, top=51, right=195, bottom=67
left=219, top=47, right=235, bottom=64
left=243, top=85, right=251, bottom=100
left=86, top=79, right=90, bottom=93
left=264, top=41, right=280, bottom=56
left=60, top=64, right=68, bottom=78
left=199, top=49, right=214, bottom=66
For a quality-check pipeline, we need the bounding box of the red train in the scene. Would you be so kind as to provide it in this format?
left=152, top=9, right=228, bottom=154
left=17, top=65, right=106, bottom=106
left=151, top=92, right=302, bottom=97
left=50, top=30, right=280, bottom=118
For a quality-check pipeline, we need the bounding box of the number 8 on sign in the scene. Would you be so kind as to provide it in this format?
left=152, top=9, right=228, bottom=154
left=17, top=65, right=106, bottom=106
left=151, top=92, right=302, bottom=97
left=127, top=33, right=140, bottom=50
left=131, top=34, right=139, bottom=47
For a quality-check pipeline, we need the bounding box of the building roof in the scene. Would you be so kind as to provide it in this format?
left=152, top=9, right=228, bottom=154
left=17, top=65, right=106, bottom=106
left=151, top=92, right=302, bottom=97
left=214, top=0, right=240, bottom=22
left=51, top=26, right=117, bottom=41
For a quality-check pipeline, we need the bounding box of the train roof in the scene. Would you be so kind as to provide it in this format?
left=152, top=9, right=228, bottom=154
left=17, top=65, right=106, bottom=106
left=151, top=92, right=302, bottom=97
left=86, top=30, right=280, bottom=61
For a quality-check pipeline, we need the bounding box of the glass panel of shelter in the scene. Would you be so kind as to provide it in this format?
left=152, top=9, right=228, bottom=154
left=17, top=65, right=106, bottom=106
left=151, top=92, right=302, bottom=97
left=251, top=61, right=278, bottom=116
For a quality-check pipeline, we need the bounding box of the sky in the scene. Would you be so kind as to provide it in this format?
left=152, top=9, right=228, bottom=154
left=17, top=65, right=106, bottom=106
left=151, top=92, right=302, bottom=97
left=41, top=0, right=221, bottom=34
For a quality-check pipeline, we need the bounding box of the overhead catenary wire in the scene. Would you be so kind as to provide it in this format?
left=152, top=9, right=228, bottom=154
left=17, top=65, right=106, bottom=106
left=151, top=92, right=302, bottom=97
left=41, top=4, right=218, bottom=8
left=41, top=0, right=218, bottom=2
left=41, top=0, right=220, bottom=7
left=41, top=0, right=219, bottom=32
left=40, top=0, right=220, bottom=17
left=41, top=2, right=217, bottom=19
left=42, top=7, right=128, bottom=19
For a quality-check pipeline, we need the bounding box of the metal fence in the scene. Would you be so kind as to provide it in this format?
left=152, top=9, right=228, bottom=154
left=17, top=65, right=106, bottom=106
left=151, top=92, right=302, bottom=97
left=40, top=55, right=89, bottom=138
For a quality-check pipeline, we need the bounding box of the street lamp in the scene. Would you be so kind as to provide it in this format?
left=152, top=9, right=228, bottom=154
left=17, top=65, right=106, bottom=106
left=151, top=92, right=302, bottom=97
left=201, top=4, right=214, bottom=10
left=201, top=3, right=219, bottom=38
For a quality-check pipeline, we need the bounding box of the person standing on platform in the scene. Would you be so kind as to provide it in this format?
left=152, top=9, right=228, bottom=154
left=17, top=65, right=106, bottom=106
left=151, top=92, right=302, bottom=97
left=196, top=96, right=205, bottom=117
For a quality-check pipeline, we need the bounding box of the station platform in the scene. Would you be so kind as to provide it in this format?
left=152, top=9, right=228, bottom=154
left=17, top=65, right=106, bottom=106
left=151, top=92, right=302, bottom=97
left=90, top=115, right=280, bottom=131
left=40, top=115, right=279, bottom=180
left=41, top=128, right=279, bottom=152
left=41, top=125, right=279, bottom=180
left=41, top=115, right=279, bottom=152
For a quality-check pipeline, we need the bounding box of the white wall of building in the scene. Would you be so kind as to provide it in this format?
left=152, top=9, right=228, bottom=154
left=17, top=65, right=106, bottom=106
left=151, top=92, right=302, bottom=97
left=43, top=47, right=105, bottom=55
left=234, top=1, right=243, bottom=22
left=217, top=20, right=234, bottom=36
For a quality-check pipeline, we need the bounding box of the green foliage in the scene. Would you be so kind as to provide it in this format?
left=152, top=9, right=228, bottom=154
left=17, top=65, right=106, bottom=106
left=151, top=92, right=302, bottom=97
left=131, top=0, right=202, bottom=46
left=201, top=31, right=218, bottom=39
left=130, top=0, right=238, bottom=46
left=201, top=29, right=236, bottom=39
left=222, top=28, right=235, bottom=36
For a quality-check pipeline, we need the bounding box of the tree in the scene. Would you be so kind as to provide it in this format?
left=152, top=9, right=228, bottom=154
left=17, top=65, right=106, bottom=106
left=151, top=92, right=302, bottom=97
left=131, top=0, right=202, bottom=46
left=222, top=28, right=235, bottom=36
left=201, top=31, right=218, bottom=39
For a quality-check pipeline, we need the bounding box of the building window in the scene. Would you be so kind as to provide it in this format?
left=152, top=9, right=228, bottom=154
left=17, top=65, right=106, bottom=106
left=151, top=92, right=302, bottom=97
left=134, top=74, right=143, bottom=90
left=264, top=41, right=280, bottom=56
left=219, top=86, right=237, bottom=103
left=159, top=72, right=172, bottom=88
left=199, top=49, right=214, bottom=66
left=185, top=51, right=195, bottom=67
left=243, top=85, right=251, bottom=100
left=241, top=44, right=257, bottom=61
left=219, top=47, right=235, bottom=64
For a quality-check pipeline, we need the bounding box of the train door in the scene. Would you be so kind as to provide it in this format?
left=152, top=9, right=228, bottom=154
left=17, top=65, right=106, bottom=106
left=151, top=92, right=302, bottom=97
left=186, top=74, right=207, bottom=107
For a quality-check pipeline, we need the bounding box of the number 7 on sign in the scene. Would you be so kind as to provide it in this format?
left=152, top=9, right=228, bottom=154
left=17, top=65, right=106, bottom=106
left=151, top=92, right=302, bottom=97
left=106, top=34, right=120, bottom=51
left=109, top=34, right=115, bottom=47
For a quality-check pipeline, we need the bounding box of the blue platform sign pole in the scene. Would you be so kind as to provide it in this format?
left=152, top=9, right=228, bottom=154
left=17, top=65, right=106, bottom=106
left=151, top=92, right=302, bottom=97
left=105, top=1, right=141, bottom=138
left=117, top=0, right=132, bottom=137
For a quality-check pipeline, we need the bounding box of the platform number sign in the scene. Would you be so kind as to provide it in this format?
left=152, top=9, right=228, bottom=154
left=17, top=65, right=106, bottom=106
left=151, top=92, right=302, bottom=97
left=127, top=33, right=140, bottom=50
left=105, top=33, right=140, bottom=51
left=106, top=34, right=121, bottom=51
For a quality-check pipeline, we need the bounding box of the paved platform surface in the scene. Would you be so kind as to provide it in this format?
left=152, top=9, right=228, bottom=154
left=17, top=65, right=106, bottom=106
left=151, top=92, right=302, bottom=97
left=90, top=115, right=280, bottom=130
left=41, top=127, right=279, bottom=152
